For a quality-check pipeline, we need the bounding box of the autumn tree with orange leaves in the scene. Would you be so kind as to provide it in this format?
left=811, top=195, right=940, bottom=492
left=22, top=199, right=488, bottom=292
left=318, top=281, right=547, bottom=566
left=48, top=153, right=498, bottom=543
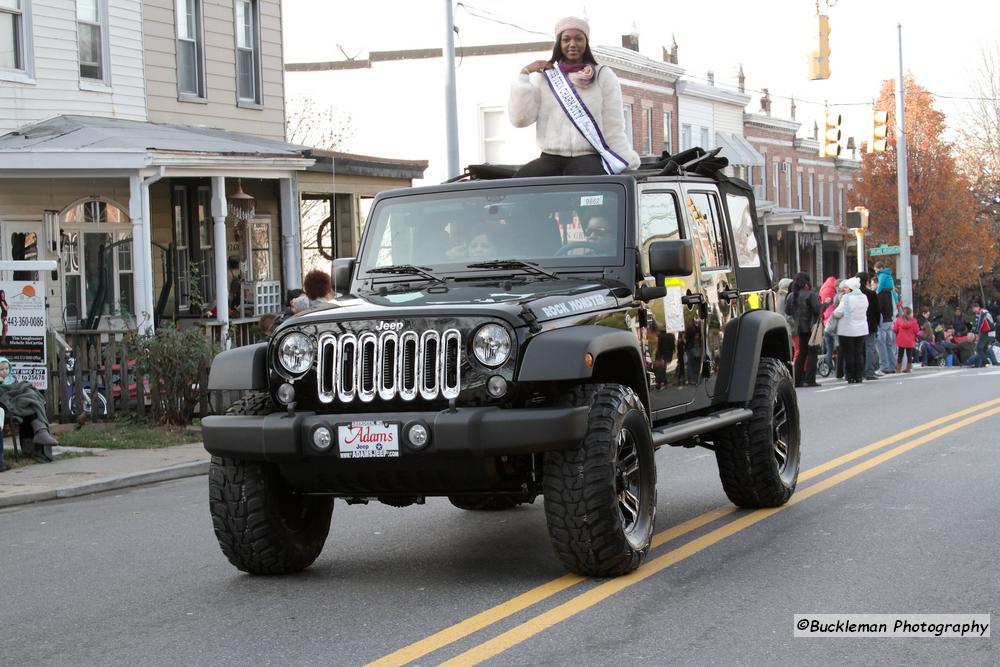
left=849, top=75, right=996, bottom=303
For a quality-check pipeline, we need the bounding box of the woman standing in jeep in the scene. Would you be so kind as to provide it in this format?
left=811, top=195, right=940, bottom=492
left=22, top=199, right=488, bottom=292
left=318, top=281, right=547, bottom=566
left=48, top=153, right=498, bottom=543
left=508, top=16, right=640, bottom=176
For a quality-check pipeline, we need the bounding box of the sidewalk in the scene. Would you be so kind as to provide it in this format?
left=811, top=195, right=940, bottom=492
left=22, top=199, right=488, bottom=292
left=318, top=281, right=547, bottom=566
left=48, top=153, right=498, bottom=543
left=0, top=442, right=210, bottom=509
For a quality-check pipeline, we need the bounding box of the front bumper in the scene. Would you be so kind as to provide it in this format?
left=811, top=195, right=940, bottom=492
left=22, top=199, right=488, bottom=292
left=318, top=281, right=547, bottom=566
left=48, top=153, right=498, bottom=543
left=202, top=405, right=590, bottom=462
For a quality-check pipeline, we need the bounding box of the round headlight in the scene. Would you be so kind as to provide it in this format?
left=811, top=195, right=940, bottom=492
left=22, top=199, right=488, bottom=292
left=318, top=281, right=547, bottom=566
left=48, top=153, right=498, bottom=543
left=278, top=332, right=314, bottom=375
left=472, top=324, right=511, bottom=368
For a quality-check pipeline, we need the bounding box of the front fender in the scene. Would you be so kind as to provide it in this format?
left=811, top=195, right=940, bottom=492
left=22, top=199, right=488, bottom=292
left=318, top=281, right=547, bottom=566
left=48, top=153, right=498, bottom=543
left=516, top=325, right=641, bottom=381
left=207, top=342, right=268, bottom=391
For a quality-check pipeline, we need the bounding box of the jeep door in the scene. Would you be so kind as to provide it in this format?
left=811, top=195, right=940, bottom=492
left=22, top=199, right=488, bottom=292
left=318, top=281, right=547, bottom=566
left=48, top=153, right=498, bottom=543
left=637, top=185, right=704, bottom=413
left=680, top=185, right=739, bottom=400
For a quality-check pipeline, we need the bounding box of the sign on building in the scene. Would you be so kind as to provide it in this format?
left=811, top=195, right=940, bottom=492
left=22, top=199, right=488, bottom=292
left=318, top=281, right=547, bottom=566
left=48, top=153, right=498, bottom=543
left=0, top=280, right=48, bottom=389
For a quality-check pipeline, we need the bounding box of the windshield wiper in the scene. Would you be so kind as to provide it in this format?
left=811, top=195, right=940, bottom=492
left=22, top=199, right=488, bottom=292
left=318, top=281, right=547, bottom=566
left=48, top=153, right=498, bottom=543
left=366, top=264, right=445, bottom=284
left=465, top=259, right=560, bottom=280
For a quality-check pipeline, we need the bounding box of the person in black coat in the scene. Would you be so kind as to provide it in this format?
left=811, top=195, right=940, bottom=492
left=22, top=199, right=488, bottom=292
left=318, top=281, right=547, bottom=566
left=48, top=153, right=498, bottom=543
left=785, top=272, right=821, bottom=387
left=857, top=271, right=881, bottom=380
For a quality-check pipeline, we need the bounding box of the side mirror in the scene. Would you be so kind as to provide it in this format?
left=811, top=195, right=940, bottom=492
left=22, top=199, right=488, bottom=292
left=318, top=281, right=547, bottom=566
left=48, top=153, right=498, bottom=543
left=648, top=239, right=694, bottom=277
left=332, top=257, right=356, bottom=296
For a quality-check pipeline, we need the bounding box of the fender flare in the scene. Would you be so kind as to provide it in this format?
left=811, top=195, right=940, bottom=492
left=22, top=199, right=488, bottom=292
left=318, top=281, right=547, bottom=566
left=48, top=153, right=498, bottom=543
left=516, top=325, right=649, bottom=407
left=721, top=310, right=792, bottom=405
left=207, top=342, right=268, bottom=391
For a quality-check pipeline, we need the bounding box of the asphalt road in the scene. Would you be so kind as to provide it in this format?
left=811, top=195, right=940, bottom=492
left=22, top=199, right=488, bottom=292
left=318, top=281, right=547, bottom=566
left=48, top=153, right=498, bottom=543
left=2, top=367, right=998, bottom=666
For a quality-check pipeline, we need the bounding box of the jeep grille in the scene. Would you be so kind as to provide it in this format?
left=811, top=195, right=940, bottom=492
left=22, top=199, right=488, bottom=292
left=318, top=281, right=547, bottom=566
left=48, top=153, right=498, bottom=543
left=317, top=328, right=461, bottom=403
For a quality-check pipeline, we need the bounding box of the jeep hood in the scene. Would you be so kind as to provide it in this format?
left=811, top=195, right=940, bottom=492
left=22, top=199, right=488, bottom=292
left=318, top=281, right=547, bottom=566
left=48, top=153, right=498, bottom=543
left=281, top=279, right=629, bottom=330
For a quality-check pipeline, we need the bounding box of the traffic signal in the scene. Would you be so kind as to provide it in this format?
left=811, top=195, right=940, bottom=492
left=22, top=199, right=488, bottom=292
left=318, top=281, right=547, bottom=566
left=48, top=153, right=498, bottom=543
left=808, top=14, right=831, bottom=80
left=869, top=109, right=889, bottom=153
left=819, top=111, right=842, bottom=158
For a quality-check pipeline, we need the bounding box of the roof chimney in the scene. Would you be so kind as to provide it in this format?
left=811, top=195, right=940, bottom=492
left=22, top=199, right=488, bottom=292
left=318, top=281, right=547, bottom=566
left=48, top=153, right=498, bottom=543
left=622, top=31, right=639, bottom=52
left=670, top=34, right=678, bottom=64
left=737, top=64, right=745, bottom=94
left=790, top=97, right=797, bottom=121
left=707, top=70, right=715, bottom=86
left=760, top=88, right=772, bottom=116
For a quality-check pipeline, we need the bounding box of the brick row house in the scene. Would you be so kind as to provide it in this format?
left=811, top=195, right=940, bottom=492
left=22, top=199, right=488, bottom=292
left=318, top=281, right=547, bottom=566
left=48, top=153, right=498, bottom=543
left=0, top=0, right=423, bottom=344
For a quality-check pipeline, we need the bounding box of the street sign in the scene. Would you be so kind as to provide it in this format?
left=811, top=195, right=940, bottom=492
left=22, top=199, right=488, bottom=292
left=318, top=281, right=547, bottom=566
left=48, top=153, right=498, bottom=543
left=868, top=244, right=900, bottom=257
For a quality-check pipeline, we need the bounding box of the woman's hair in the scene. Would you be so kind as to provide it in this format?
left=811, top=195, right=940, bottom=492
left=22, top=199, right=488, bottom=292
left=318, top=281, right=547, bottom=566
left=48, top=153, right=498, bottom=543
left=302, top=270, right=332, bottom=301
left=285, top=288, right=304, bottom=306
left=259, top=313, right=277, bottom=336
left=790, top=272, right=811, bottom=293
left=548, top=34, right=597, bottom=65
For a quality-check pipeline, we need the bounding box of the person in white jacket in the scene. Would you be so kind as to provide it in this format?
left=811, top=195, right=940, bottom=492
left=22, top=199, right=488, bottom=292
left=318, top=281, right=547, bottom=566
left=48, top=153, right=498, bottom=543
left=508, top=16, right=640, bottom=177
left=833, top=276, right=870, bottom=384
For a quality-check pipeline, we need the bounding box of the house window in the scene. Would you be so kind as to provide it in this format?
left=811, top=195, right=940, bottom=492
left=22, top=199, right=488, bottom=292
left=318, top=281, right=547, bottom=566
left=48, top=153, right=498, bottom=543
left=681, top=124, right=692, bottom=151
left=0, top=0, right=28, bottom=72
left=172, top=186, right=191, bottom=310
left=662, top=111, right=672, bottom=154
left=784, top=162, right=792, bottom=208
left=196, top=186, right=215, bottom=304
left=77, top=0, right=107, bottom=81
left=700, top=127, right=709, bottom=149
left=234, top=0, right=260, bottom=104
left=818, top=180, right=825, bottom=216
left=771, top=163, right=779, bottom=202
left=623, top=104, right=634, bottom=150
left=60, top=199, right=134, bottom=324
left=250, top=220, right=271, bottom=281
left=809, top=174, right=815, bottom=215
left=176, top=0, right=204, bottom=98
left=643, top=108, right=652, bottom=155
left=481, top=107, right=506, bottom=163
left=838, top=187, right=845, bottom=225
left=797, top=172, right=803, bottom=210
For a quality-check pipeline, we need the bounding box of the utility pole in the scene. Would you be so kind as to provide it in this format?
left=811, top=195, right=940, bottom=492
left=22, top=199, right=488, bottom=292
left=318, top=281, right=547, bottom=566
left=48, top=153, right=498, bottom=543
left=443, top=0, right=460, bottom=179
left=895, top=23, right=913, bottom=308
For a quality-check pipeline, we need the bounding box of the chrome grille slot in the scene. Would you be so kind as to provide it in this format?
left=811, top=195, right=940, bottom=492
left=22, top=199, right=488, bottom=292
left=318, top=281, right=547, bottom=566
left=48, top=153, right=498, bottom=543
left=337, top=334, right=357, bottom=403
left=317, top=333, right=337, bottom=403
left=377, top=331, right=397, bottom=401
left=399, top=331, right=418, bottom=401
left=358, top=333, right=377, bottom=402
left=419, top=330, right=440, bottom=400
left=442, top=329, right=460, bottom=399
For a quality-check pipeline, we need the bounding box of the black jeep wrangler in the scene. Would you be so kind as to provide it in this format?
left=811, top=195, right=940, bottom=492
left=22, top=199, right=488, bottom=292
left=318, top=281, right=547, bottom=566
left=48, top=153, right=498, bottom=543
left=203, top=148, right=799, bottom=578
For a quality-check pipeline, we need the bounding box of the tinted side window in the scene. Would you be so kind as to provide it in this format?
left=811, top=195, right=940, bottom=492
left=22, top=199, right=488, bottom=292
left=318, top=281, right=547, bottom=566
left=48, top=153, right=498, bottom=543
left=639, top=191, right=682, bottom=244
left=726, top=192, right=761, bottom=268
left=686, top=192, right=729, bottom=269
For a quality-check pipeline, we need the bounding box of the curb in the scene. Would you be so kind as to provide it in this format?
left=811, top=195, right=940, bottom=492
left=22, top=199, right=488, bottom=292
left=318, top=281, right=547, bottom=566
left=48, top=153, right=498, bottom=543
left=0, top=460, right=209, bottom=509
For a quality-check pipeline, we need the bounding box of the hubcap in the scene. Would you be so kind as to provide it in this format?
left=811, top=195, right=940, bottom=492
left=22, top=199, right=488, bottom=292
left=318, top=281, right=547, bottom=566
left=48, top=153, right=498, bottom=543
left=772, top=395, right=790, bottom=474
left=614, top=429, right=642, bottom=532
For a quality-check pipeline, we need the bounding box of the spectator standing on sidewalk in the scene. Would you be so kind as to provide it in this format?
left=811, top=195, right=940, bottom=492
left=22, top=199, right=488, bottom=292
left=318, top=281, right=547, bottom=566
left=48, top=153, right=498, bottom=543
left=857, top=272, right=881, bottom=381
left=875, top=265, right=898, bottom=374
left=820, top=277, right=840, bottom=376
left=786, top=272, right=821, bottom=387
left=834, top=277, right=869, bottom=384
left=893, top=306, right=920, bottom=373
left=966, top=302, right=999, bottom=367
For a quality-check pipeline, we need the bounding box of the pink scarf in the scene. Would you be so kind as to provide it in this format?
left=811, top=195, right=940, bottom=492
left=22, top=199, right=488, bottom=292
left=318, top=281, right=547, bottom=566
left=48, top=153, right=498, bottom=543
left=558, top=61, right=595, bottom=88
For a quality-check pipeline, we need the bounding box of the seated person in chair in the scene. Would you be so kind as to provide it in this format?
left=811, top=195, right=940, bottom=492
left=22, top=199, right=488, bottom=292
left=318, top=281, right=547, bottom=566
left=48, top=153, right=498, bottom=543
left=0, top=356, right=58, bottom=459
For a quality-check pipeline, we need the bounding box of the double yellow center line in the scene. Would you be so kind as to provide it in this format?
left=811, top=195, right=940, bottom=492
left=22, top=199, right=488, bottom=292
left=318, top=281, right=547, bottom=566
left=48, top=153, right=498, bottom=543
left=369, top=397, right=1000, bottom=667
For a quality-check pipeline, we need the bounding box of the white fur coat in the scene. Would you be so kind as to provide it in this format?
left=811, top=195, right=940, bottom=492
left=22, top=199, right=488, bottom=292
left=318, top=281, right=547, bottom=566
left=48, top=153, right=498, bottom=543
left=508, top=66, right=641, bottom=169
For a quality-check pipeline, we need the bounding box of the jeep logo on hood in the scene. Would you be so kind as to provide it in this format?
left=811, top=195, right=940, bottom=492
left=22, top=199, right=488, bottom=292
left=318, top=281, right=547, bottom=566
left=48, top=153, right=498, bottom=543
left=375, top=321, right=404, bottom=332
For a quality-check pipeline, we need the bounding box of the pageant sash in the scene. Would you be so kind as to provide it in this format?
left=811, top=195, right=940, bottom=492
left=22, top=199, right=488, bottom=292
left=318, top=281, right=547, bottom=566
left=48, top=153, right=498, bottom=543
left=543, top=66, right=629, bottom=174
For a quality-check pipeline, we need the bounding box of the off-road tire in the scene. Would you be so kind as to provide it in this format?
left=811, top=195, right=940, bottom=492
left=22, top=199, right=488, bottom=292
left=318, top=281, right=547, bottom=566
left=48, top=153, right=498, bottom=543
left=715, top=357, right=800, bottom=508
left=543, top=384, right=656, bottom=577
left=448, top=494, right=531, bottom=511
left=208, top=392, right=333, bottom=575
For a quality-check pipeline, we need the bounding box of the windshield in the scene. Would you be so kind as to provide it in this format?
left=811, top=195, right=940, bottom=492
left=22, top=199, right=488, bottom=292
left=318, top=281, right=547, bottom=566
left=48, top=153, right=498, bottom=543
left=359, top=184, right=626, bottom=273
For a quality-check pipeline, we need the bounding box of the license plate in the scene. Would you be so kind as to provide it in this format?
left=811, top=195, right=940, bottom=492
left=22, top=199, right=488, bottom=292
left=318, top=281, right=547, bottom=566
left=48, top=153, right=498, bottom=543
left=337, top=421, right=400, bottom=458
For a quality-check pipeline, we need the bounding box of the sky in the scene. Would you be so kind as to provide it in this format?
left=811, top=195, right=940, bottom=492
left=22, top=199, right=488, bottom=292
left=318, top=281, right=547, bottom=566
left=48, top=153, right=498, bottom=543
left=282, top=0, right=1000, bottom=147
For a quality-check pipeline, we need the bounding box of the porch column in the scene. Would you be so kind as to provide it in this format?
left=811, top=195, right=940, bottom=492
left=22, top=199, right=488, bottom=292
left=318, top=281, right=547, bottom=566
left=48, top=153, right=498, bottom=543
left=211, top=176, right=229, bottom=349
left=128, top=175, right=152, bottom=335
left=279, top=175, right=302, bottom=288
left=794, top=232, right=801, bottom=274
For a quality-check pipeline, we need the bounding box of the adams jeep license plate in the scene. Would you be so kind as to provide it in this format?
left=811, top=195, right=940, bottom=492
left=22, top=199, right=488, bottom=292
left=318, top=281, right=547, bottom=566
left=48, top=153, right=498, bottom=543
left=337, top=421, right=400, bottom=458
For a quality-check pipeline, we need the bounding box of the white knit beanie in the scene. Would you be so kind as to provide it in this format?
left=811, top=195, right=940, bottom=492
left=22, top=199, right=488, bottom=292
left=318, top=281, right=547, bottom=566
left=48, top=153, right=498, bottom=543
left=554, top=16, right=589, bottom=40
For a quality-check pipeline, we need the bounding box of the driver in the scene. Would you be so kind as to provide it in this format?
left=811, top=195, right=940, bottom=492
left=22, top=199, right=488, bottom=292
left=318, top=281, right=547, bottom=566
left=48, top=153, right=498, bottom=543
left=583, top=213, right=615, bottom=254
left=446, top=225, right=499, bottom=261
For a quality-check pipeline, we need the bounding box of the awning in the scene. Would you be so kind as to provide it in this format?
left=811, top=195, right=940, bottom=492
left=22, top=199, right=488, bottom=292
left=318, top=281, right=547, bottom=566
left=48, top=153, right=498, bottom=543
left=715, top=131, right=764, bottom=167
